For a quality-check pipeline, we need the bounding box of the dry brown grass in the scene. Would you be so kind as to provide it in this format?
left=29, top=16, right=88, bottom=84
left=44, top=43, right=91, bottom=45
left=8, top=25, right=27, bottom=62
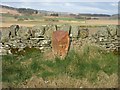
left=1, top=19, right=118, bottom=28
left=1, top=23, right=35, bottom=27
left=14, top=73, right=118, bottom=88
left=86, top=20, right=118, bottom=25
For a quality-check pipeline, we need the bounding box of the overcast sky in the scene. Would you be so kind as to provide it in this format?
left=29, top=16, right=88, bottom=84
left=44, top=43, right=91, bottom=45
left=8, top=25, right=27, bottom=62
left=1, top=0, right=119, bottom=15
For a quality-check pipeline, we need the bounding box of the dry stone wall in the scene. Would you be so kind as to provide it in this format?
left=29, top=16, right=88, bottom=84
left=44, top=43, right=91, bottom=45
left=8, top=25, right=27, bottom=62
left=90, top=25, right=119, bottom=52
left=0, top=24, right=119, bottom=55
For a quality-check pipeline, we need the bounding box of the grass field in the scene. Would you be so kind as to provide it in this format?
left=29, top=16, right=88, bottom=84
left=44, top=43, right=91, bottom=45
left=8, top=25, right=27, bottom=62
left=1, top=12, right=118, bottom=88
left=1, top=13, right=118, bottom=27
left=1, top=19, right=118, bottom=28
left=2, top=45, right=118, bottom=88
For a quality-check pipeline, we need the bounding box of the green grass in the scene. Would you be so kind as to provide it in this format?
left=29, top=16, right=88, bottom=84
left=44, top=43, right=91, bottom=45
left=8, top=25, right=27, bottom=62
left=17, top=15, right=35, bottom=20
left=2, top=45, right=118, bottom=86
left=2, top=13, right=14, bottom=17
left=54, top=17, right=84, bottom=21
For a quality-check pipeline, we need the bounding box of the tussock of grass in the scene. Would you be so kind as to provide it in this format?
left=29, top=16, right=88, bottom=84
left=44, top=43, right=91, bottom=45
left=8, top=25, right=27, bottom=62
left=2, top=45, right=118, bottom=86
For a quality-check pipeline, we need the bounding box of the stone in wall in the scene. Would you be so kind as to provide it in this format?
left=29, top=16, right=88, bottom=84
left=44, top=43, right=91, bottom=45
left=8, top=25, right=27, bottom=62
left=31, top=25, right=46, bottom=38
left=26, top=40, right=33, bottom=48
left=71, top=26, right=79, bottom=39
left=117, top=25, right=120, bottom=37
left=41, top=39, right=51, bottom=47
left=107, top=25, right=117, bottom=37
left=17, top=26, right=30, bottom=40
left=60, top=24, right=71, bottom=35
left=9, top=25, right=19, bottom=39
left=0, top=47, right=8, bottom=55
left=79, top=27, right=89, bottom=39
left=44, top=24, right=57, bottom=39
left=57, top=25, right=62, bottom=30
left=1, top=28, right=10, bottom=43
left=94, top=27, right=108, bottom=44
left=97, top=27, right=109, bottom=38
left=0, top=30, right=1, bottom=40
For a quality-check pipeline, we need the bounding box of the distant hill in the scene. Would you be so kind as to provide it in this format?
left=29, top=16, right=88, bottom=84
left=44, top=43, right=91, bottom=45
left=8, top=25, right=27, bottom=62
left=0, top=5, right=21, bottom=15
left=110, top=14, right=118, bottom=19
left=0, top=5, right=117, bottom=19
left=1, top=5, right=17, bottom=10
left=17, top=8, right=38, bottom=14
left=77, top=13, right=111, bottom=17
left=0, top=5, right=38, bottom=15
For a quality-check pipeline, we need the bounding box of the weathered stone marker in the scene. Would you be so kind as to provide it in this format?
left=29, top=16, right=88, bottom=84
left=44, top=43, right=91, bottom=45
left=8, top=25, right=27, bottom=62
left=52, top=30, right=70, bottom=59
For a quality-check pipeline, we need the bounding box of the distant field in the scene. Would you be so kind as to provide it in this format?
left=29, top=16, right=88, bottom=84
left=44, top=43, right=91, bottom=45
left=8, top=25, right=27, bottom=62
left=1, top=19, right=118, bottom=27
left=86, top=20, right=118, bottom=25
left=1, top=13, right=118, bottom=27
